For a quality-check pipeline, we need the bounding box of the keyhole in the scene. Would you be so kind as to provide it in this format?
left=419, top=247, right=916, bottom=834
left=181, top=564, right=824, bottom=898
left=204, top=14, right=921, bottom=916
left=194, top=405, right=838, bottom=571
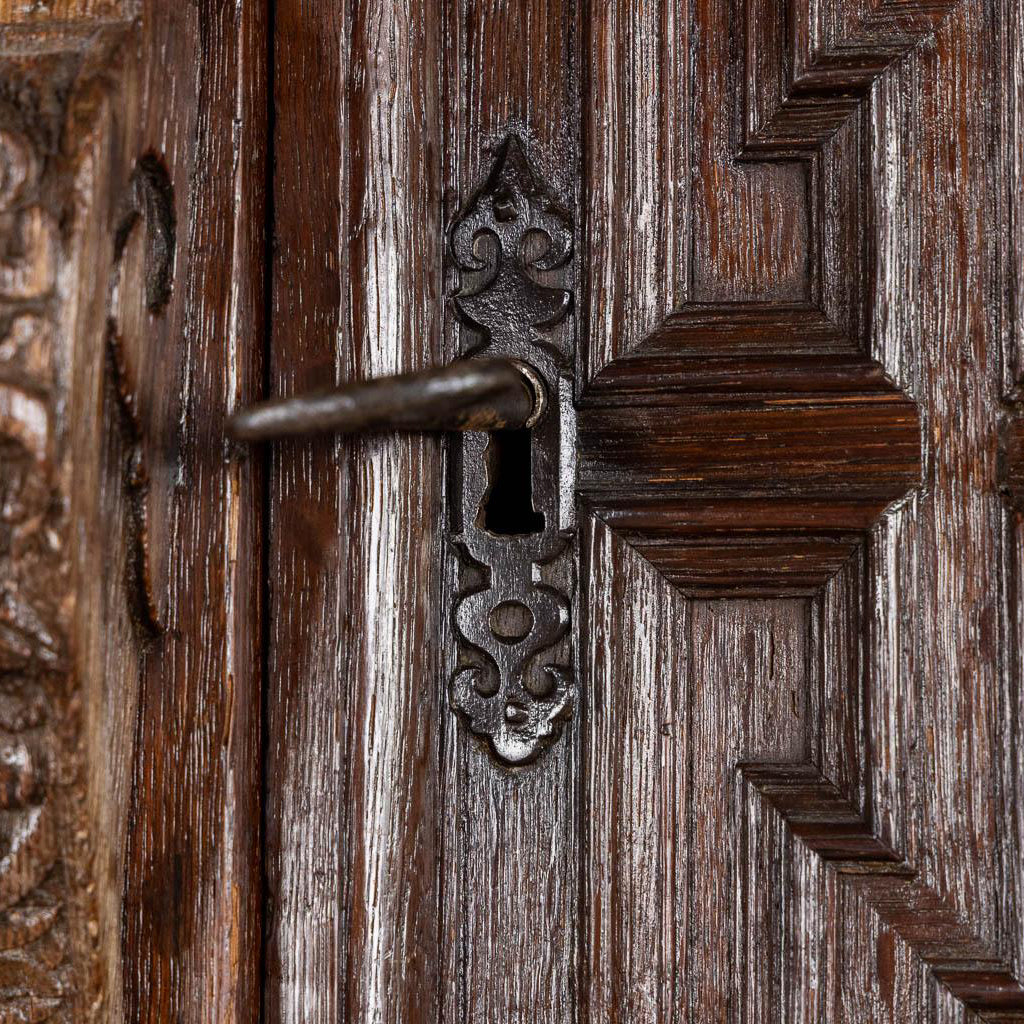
left=482, top=428, right=544, bottom=535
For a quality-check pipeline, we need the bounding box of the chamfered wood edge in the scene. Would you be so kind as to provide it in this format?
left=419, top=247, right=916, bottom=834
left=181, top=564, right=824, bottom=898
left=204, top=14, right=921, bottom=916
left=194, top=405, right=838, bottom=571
left=741, top=0, right=958, bottom=154
left=1000, top=414, right=1024, bottom=510
left=577, top=343, right=922, bottom=593
left=740, top=764, right=1024, bottom=1015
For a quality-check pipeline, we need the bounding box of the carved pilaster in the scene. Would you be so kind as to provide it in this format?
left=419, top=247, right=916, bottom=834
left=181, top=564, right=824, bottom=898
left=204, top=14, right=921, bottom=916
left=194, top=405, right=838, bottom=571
left=0, top=105, right=102, bottom=1022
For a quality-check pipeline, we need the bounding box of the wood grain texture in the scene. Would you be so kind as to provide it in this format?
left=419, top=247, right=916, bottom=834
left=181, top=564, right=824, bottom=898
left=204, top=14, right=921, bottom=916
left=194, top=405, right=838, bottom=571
left=1006, top=0, right=1024, bottom=391
left=0, top=5, right=265, bottom=1019
left=0, top=0, right=130, bottom=22
left=581, top=517, right=689, bottom=1023
left=575, top=0, right=1024, bottom=1018
left=742, top=0, right=957, bottom=152
left=577, top=0, right=930, bottom=594
left=741, top=765, right=1024, bottom=1018
left=48, top=0, right=1015, bottom=1017
left=579, top=361, right=920, bottom=593
left=853, top=6, right=1024, bottom=1014
left=111, top=4, right=267, bottom=1021
left=258, top=0, right=1024, bottom=1017
left=0, top=93, right=103, bottom=1022
left=583, top=517, right=814, bottom=1022
left=264, top=2, right=442, bottom=1022
left=581, top=0, right=967, bottom=385
left=439, top=3, right=581, bottom=1022
left=1002, top=416, right=1024, bottom=506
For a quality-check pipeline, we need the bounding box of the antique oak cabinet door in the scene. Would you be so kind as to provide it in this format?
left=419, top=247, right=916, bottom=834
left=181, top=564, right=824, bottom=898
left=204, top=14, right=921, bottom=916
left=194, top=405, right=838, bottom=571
left=2, top=0, right=1024, bottom=1021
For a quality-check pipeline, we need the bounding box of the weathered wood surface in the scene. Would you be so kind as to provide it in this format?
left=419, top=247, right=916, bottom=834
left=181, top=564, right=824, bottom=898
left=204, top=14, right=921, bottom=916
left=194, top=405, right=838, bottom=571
left=578, top=0, right=1024, bottom=1019
left=0, top=2, right=266, bottom=1020
left=264, top=0, right=1024, bottom=1020
left=439, top=4, right=581, bottom=1021
left=113, top=5, right=267, bottom=1021
left=4, top=0, right=1022, bottom=1019
left=0, top=82, right=106, bottom=1024
left=264, top=2, right=443, bottom=1022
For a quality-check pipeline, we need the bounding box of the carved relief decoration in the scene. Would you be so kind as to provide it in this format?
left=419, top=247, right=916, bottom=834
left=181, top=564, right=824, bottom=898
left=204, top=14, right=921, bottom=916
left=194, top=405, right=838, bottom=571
left=0, top=121, right=100, bottom=1019
left=448, top=138, right=575, bottom=766
left=106, top=154, right=175, bottom=640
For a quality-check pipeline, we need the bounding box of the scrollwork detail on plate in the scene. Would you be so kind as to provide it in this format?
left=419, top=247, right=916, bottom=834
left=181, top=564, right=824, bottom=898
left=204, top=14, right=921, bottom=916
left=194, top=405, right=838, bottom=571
left=448, top=137, right=575, bottom=766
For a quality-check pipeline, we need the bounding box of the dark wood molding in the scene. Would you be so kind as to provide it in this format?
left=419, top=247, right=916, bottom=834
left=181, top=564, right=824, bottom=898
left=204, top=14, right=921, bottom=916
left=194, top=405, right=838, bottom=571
left=741, top=0, right=958, bottom=154
left=580, top=0, right=1023, bottom=1016
left=579, top=359, right=920, bottom=593
left=741, top=763, right=1024, bottom=1014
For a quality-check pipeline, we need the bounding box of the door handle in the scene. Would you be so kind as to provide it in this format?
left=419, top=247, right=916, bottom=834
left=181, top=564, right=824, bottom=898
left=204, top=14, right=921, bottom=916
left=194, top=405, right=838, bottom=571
left=227, top=357, right=544, bottom=440
left=232, top=137, right=575, bottom=767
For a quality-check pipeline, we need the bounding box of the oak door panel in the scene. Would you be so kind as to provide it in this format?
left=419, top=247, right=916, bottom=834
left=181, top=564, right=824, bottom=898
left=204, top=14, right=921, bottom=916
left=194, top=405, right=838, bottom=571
left=579, top=0, right=1024, bottom=1019
left=0, top=0, right=1005, bottom=1018
left=261, top=0, right=1024, bottom=1020
left=265, top=3, right=443, bottom=1022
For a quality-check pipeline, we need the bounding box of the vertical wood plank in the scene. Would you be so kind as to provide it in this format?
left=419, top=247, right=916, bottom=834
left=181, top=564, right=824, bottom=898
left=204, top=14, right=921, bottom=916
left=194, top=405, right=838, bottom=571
left=0, top=5, right=265, bottom=1017
left=581, top=515, right=814, bottom=1022
left=1007, top=0, right=1024, bottom=388
left=582, top=0, right=689, bottom=376
left=582, top=518, right=688, bottom=1024
left=685, top=598, right=812, bottom=1020
left=439, top=3, right=581, bottom=1022
left=867, top=0, right=1005, bottom=956
left=265, top=2, right=443, bottom=1022
left=1002, top=0, right=1024, bottom=993
left=117, top=3, right=267, bottom=1020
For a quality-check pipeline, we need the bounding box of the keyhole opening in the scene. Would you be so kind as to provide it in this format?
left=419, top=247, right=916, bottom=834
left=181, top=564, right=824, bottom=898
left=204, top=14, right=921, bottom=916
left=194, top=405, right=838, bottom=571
left=482, top=428, right=544, bottom=535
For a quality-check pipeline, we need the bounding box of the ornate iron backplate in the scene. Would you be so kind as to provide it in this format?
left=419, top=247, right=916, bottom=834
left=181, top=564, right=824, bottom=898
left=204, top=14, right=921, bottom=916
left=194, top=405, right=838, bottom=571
left=448, top=137, right=576, bottom=765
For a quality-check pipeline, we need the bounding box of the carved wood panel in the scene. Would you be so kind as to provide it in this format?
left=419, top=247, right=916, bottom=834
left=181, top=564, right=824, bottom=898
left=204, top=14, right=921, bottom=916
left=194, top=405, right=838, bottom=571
left=8, top=0, right=1012, bottom=1019
left=260, top=0, right=1024, bottom=1020
left=1, top=4, right=265, bottom=1022
left=577, top=0, right=1024, bottom=1019
left=0, top=115, right=101, bottom=1024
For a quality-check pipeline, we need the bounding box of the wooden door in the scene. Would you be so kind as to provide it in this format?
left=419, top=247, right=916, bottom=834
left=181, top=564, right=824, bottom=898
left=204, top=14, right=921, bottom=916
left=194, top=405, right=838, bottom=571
left=2, top=1, right=1023, bottom=1022
left=0, top=2, right=266, bottom=1022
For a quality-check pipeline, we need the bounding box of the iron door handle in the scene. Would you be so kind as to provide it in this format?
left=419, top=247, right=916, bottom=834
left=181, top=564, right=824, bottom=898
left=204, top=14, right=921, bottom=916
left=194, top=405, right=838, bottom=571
left=226, top=358, right=544, bottom=441
left=231, top=139, right=577, bottom=767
